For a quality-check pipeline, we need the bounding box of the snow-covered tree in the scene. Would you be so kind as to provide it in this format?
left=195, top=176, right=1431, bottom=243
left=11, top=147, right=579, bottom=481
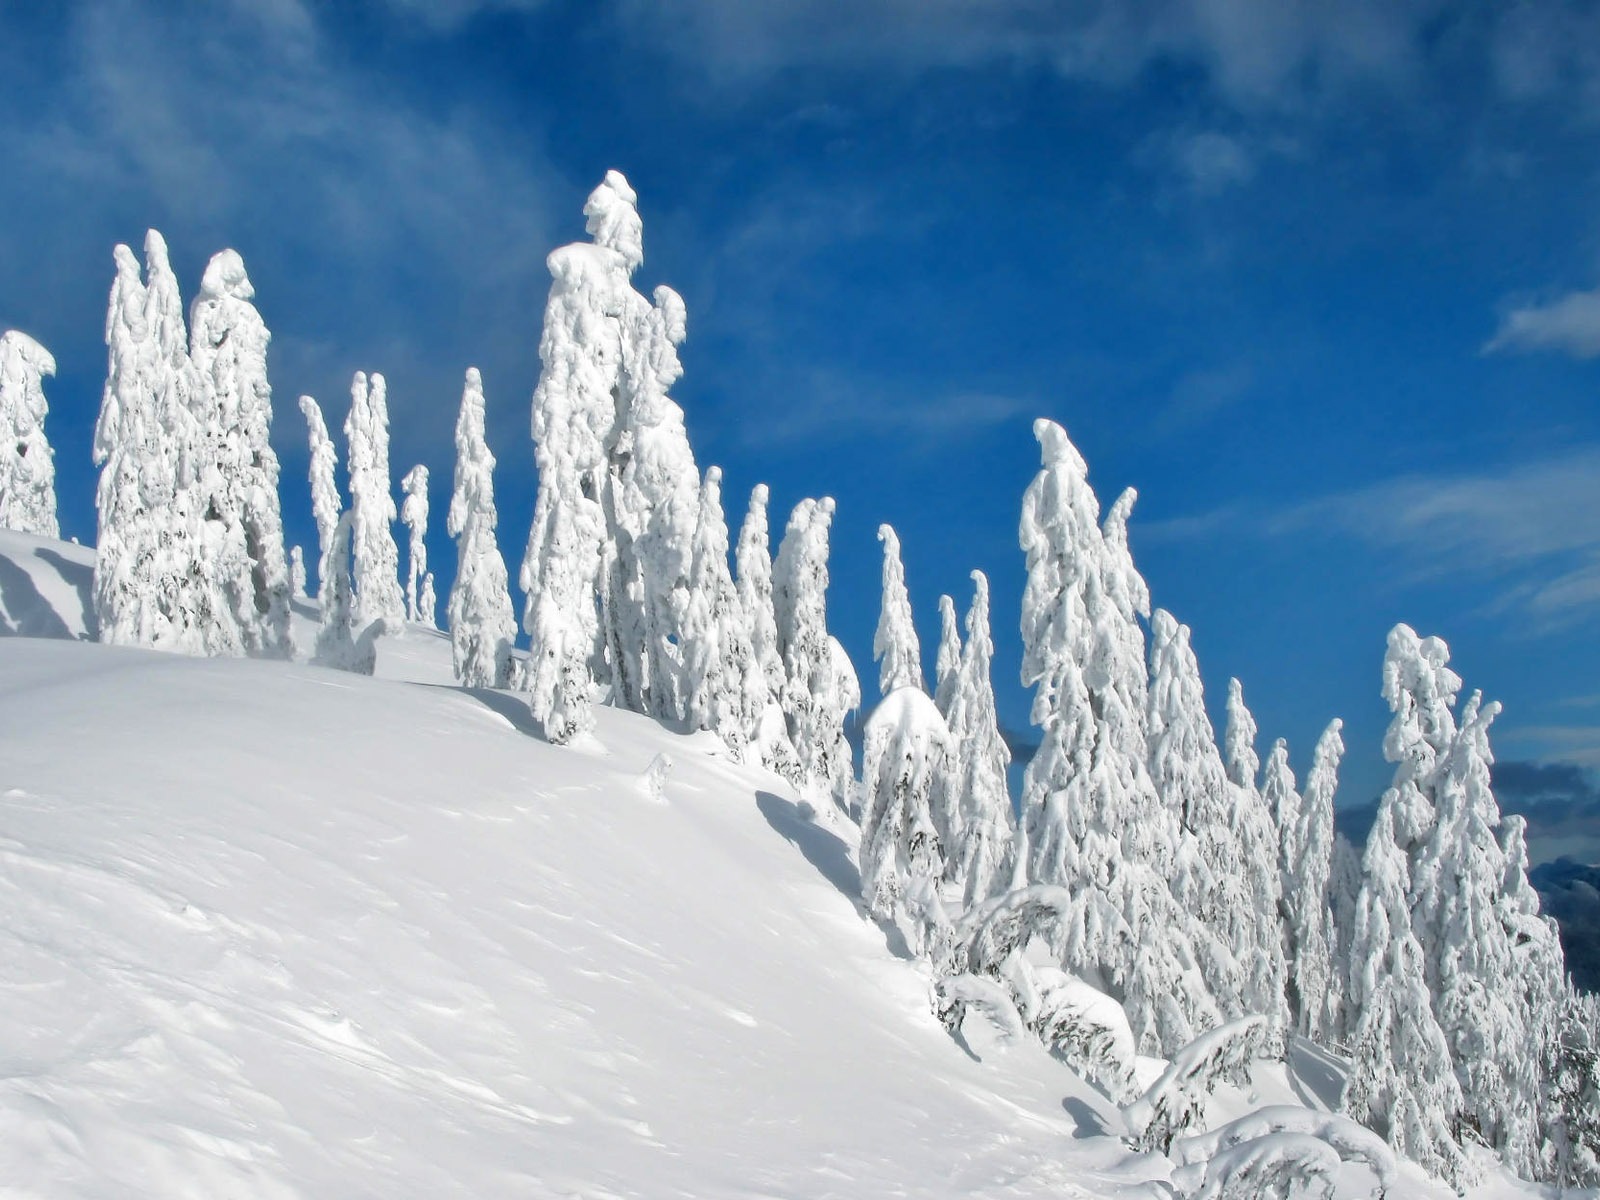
left=943, top=570, right=1014, bottom=909
left=289, top=545, right=308, bottom=601
left=188, top=248, right=292, bottom=658
left=1286, top=718, right=1343, bottom=1044
left=93, top=230, right=219, bottom=653
left=298, top=395, right=340, bottom=604
left=933, top=592, right=961, bottom=717
left=1328, top=830, right=1364, bottom=1045
left=1546, top=983, right=1600, bottom=1189
left=1145, top=610, right=1245, bottom=1022
left=345, top=371, right=405, bottom=634
left=446, top=368, right=516, bottom=689
left=418, top=573, right=437, bottom=629
left=1382, top=623, right=1460, bottom=855
left=736, top=484, right=784, bottom=700
left=520, top=171, right=700, bottom=739
left=313, top=511, right=382, bottom=675
left=1500, top=813, right=1570, bottom=1179
left=681, top=466, right=764, bottom=759
left=773, top=496, right=854, bottom=818
left=400, top=464, right=429, bottom=624
left=859, top=685, right=953, bottom=957
left=874, top=524, right=924, bottom=696
left=1221, top=678, right=1290, bottom=1055
left=1341, top=792, right=1469, bottom=1186
left=1018, top=418, right=1219, bottom=1056
left=733, top=482, right=800, bottom=779
left=0, top=330, right=59, bottom=537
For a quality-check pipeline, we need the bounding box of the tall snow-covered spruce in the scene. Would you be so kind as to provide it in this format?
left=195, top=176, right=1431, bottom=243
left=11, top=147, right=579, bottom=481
left=943, top=570, right=1013, bottom=909
left=681, top=466, right=764, bottom=759
left=447, top=369, right=517, bottom=690
left=0, top=330, right=59, bottom=538
left=520, top=170, right=700, bottom=742
left=188, top=248, right=292, bottom=658
left=861, top=523, right=950, bottom=955
left=400, top=464, right=431, bottom=625
left=298, top=394, right=341, bottom=606
left=1286, top=718, right=1343, bottom=1044
left=344, top=371, right=405, bottom=635
left=1017, top=418, right=1220, bottom=1056
left=1145, top=609, right=1246, bottom=1023
left=773, top=496, right=857, bottom=819
left=94, top=230, right=219, bottom=653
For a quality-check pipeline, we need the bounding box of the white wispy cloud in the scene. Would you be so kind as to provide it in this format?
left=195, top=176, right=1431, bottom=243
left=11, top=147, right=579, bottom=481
left=1143, top=446, right=1600, bottom=628
left=1484, top=288, right=1600, bottom=359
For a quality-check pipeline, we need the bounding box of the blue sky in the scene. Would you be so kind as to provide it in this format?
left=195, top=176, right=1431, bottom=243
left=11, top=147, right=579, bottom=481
left=3, top=1, right=1600, bottom=862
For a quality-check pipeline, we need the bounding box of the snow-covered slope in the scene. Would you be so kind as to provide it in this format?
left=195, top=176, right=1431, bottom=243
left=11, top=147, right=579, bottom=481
left=0, top=536, right=1553, bottom=1198
left=0, top=635, right=1120, bottom=1197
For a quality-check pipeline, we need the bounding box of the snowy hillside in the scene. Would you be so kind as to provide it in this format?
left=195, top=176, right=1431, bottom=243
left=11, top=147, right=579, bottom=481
left=0, top=538, right=1552, bottom=1199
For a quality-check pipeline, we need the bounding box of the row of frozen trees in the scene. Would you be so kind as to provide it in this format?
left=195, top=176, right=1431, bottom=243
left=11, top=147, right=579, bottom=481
left=4, top=169, right=1597, bottom=1192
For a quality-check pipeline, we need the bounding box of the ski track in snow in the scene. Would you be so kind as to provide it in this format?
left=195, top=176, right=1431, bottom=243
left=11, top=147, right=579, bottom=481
left=0, top=532, right=1555, bottom=1198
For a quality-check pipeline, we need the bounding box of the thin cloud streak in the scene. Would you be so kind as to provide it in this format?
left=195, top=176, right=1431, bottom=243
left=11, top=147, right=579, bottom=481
left=1142, top=446, right=1600, bottom=626
left=1485, top=288, right=1600, bottom=359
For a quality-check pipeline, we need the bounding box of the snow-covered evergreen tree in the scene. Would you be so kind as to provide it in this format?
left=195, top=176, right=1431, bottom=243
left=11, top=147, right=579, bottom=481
left=1018, top=419, right=1219, bottom=1056
left=773, top=496, right=854, bottom=818
left=736, top=484, right=784, bottom=701
left=933, top=592, right=961, bottom=718
left=0, top=330, right=59, bottom=537
left=298, top=395, right=340, bottom=604
left=289, top=545, right=308, bottom=601
left=1145, top=610, right=1245, bottom=1022
left=520, top=171, right=700, bottom=739
left=874, top=524, right=924, bottom=696
left=733, top=482, right=799, bottom=778
left=1221, top=678, right=1290, bottom=1055
left=681, top=466, right=764, bottom=759
left=1287, top=718, right=1343, bottom=1044
left=419, top=573, right=437, bottom=630
left=344, top=371, right=405, bottom=634
left=446, top=368, right=516, bottom=690
left=93, top=230, right=220, bottom=653
left=1382, top=623, right=1460, bottom=855
left=859, top=685, right=953, bottom=957
left=944, top=570, right=1013, bottom=909
left=400, top=464, right=430, bottom=624
left=1328, top=830, right=1364, bottom=1044
left=188, top=248, right=292, bottom=659
left=313, top=511, right=381, bottom=675
left=1341, top=792, right=1469, bottom=1186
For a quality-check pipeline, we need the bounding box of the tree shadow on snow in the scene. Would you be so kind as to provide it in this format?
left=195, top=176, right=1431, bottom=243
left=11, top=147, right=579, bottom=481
left=0, top=554, right=72, bottom=639
left=35, top=548, right=96, bottom=638
left=446, top=685, right=547, bottom=740
left=754, top=790, right=915, bottom=962
left=1061, top=1095, right=1114, bottom=1140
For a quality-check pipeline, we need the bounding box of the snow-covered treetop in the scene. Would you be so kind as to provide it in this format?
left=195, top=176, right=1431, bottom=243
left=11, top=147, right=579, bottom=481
left=1224, top=677, right=1259, bottom=790
left=197, top=248, right=254, bottom=302
left=1382, top=622, right=1462, bottom=782
left=583, top=169, right=644, bottom=274
left=1, top=330, right=56, bottom=381
left=874, top=523, right=924, bottom=696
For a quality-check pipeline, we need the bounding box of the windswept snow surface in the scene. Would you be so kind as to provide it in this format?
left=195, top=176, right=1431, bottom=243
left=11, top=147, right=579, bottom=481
left=0, top=634, right=1114, bottom=1198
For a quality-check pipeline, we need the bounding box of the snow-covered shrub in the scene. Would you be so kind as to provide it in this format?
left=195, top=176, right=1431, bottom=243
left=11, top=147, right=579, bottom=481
left=1122, top=1015, right=1267, bottom=1154
left=1169, top=1107, right=1398, bottom=1199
